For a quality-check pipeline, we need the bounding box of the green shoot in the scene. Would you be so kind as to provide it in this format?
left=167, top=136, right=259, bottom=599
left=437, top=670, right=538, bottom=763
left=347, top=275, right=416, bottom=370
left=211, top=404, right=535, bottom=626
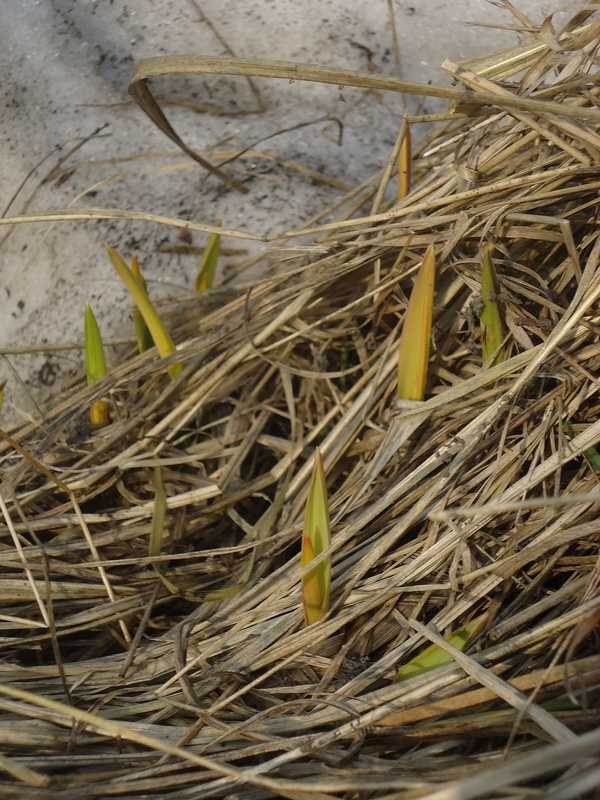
left=396, top=615, right=487, bottom=682
left=106, top=244, right=181, bottom=379
left=397, top=244, right=435, bottom=401
left=565, top=422, right=600, bottom=472
left=131, top=254, right=155, bottom=354
left=84, top=301, right=108, bottom=426
left=195, top=217, right=222, bottom=291
left=480, top=245, right=505, bottom=367
left=302, top=448, right=331, bottom=625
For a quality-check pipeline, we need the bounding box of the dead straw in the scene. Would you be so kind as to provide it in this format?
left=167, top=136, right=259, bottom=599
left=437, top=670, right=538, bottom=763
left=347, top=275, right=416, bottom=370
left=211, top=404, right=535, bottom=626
left=2, top=8, right=600, bottom=798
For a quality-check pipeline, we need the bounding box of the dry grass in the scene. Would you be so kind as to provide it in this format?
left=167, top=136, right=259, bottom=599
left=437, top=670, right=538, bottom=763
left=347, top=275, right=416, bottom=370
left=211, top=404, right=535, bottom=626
left=2, top=8, right=600, bottom=799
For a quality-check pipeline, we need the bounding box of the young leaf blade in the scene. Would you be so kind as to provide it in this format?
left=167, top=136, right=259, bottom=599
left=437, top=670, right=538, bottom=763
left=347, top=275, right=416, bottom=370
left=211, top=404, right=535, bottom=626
left=565, top=421, right=600, bottom=472
left=480, top=245, right=505, bottom=368
left=195, top=217, right=222, bottom=291
left=106, top=244, right=181, bottom=379
left=396, top=615, right=487, bottom=682
left=84, top=301, right=108, bottom=425
left=302, top=448, right=331, bottom=625
left=131, top=254, right=155, bottom=354
left=397, top=243, right=435, bottom=401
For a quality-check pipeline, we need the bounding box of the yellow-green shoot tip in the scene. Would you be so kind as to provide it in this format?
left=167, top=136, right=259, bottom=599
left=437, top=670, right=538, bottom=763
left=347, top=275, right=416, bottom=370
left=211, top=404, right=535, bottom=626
left=84, top=301, right=108, bottom=425
left=106, top=244, right=181, bottom=379
left=131, top=254, right=155, bottom=354
left=195, top=217, right=222, bottom=292
left=397, top=244, right=435, bottom=401
left=480, top=245, right=505, bottom=368
left=396, top=615, right=487, bottom=682
left=302, top=448, right=331, bottom=626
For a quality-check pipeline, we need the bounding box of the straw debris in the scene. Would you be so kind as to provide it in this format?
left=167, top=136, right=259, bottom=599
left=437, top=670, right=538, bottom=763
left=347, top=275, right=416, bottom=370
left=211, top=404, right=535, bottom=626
left=3, top=7, right=600, bottom=798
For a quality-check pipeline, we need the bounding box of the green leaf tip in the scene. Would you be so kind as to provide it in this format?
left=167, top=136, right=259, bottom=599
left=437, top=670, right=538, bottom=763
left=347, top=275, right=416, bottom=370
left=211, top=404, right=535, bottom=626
left=302, top=447, right=331, bottom=626
left=396, top=615, right=487, bottom=682
left=480, top=245, right=505, bottom=368
left=565, top=421, right=600, bottom=472
left=397, top=244, right=435, bottom=401
left=84, top=301, right=108, bottom=425
left=131, top=254, right=155, bottom=354
left=195, top=217, right=222, bottom=291
left=105, top=244, right=181, bottom=379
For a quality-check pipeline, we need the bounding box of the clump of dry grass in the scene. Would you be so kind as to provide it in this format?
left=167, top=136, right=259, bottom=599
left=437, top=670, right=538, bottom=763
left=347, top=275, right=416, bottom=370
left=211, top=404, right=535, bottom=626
left=2, top=7, right=600, bottom=799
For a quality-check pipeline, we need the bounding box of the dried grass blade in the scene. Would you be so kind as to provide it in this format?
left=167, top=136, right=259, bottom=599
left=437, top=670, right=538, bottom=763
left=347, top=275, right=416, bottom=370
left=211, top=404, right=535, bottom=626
left=0, top=492, right=49, bottom=627
left=129, top=55, right=600, bottom=120
left=442, top=60, right=591, bottom=166
left=0, top=753, right=48, bottom=788
left=457, top=41, right=550, bottom=81
left=147, top=465, right=240, bottom=602
left=0, top=207, right=262, bottom=241
left=398, top=124, right=411, bottom=201
left=127, top=76, right=248, bottom=194
left=0, top=683, right=329, bottom=800
left=406, top=616, right=575, bottom=744
left=565, top=422, right=600, bottom=472
left=149, top=465, right=166, bottom=562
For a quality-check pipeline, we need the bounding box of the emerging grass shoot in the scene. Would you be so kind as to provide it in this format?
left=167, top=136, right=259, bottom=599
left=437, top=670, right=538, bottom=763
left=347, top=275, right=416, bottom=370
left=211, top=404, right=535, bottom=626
left=397, top=243, right=435, bottom=401
left=106, top=244, right=182, bottom=379
left=396, top=615, right=487, bottom=682
left=84, top=301, right=108, bottom=425
left=302, top=448, right=331, bottom=625
left=195, top=217, right=222, bottom=291
left=565, top=422, right=600, bottom=472
left=131, top=254, right=155, bottom=354
left=480, top=245, right=505, bottom=367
